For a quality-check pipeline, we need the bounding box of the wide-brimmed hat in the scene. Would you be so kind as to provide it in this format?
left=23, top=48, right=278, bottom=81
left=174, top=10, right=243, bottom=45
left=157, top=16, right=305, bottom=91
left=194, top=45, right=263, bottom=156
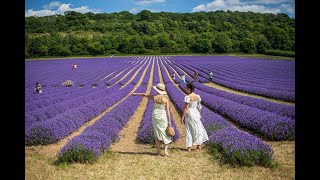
left=153, top=83, right=167, bottom=95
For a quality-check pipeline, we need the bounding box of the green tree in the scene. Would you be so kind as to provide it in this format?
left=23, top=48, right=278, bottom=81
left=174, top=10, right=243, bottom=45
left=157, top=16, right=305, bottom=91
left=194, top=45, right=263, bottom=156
left=49, top=44, right=72, bottom=56
left=137, top=10, right=152, bottom=21
left=117, top=38, right=130, bottom=53
left=240, top=38, right=256, bottom=53
left=25, top=11, right=295, bottom=57
left=212, top=33, right=232, bottom=53
left=142, top=36, right=158, bottom=50
left=192, top=39, right=212, bottom=53
left=128, top=36, right=145, bottom=54
left=87, top=42, right=105, bottom=55
left=256, top=35, right=271, bottom=53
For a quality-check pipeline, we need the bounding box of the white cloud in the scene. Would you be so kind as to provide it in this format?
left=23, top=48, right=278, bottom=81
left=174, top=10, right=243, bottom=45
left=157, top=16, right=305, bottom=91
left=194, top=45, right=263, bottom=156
left=192, top=0, right=292, bottom=14
left=25, top=3, right=100, bottom=17
left=42, top=1, right=61, bottom=9
left=129, top=8, right=139, bottom=13
left=229, top=5, right=281, bottom=13
left=280, top=3, right=295, bottom=14
left=192, top=4, right=207, bottom=12
left=255, top=0, right=294, bottom=4
left=226, top=0, right=243, bottom=5
left=56, top=3, right=72, bottom=13
left=208, top=0, right=225, bottom=7
left=133, top=0, right=166, bottom=6
left=25, top=9, right=57, bottom=17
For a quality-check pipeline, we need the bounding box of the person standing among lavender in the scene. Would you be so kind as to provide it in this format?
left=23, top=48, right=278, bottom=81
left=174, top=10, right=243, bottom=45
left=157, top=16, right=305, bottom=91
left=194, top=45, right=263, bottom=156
left=181, top=83, right=208, bottom=151
left=133, top=83, right=172, bottom=156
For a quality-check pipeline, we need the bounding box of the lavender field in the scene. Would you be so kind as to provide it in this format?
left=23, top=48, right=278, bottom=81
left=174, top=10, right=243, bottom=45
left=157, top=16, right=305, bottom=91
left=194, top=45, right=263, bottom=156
left=25, top=56, right=295, bottom=170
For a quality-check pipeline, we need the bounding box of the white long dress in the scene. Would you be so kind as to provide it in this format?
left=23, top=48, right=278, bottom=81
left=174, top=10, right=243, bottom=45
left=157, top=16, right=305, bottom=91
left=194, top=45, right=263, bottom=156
left=152, top=103, right=172, bottom=145
left=184, top=95, right=209, bottom=147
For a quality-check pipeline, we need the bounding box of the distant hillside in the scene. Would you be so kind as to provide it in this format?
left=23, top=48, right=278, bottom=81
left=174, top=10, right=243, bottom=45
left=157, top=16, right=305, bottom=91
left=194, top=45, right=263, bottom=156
left=25, top=10, right=295, bottom=58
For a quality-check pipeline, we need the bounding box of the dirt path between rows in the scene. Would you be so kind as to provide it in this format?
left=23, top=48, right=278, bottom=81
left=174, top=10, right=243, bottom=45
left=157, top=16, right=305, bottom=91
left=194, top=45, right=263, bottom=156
left=110, top=59, right=154, bottom=153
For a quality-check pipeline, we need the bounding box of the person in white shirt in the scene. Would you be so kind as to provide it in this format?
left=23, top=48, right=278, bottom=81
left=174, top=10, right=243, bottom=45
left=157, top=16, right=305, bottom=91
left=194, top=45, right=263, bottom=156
left=181, top=74, right=186, bottom=83
left=181, top=83, right=208, bottom=151
left=209, top=71, right=213, bottom=82
left=171, top=72, right=175, bottom=80
left=35, top=82, right=42, bottom=94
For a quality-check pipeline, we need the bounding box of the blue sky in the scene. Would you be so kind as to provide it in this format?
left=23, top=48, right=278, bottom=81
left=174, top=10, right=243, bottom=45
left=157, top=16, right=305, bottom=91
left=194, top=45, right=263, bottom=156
left=25, top=0, right=295, bottom=17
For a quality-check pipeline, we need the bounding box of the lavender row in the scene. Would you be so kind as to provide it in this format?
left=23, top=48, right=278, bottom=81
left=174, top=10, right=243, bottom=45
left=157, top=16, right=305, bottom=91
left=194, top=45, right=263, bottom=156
left=137, top=88, right=180, bottom=143
left=25, top=84, right=121, bottom=131
left=159, top=58, right=273, bottom=166
left=168, top=61, right=295, bottom=119
left=169, top=59, right=295, bottom=102
left=26, top=85, right=104, bottom=112
left=105, top=63, right=140, bottom=86
left=140, top=60, right=153, bottom=85
left=209, top=64, right=294, bottom=85
left=178, top=82, right=294, bottom=140
left=25, top=83, right=135, bottom=145
left=185, top=62, right=294, bottom=91
left=193, top=82, right=295, bottom=119
left=165, top=81, right=273, bottom=166
left=171, top=56, right=294, bottom=95
left=172, top=56, right=294, bottom=80
left=173, top=56, right=293, bottom=84
left=26, top=64, right=144, bottom=129
left=173, top=62, right=208, bottom=83
left=197, top=64, right=294, bottom=92
left=57, top=85, right=147, bottom=163
left=25, top=62, right=147, bottom=145
left=153, top=59, right=160, bottom=84
left=118, top=61, right=147, bottom=86
left=169, top=59, right=295, bottom=100
left=26, top=58, right=128, bottom=88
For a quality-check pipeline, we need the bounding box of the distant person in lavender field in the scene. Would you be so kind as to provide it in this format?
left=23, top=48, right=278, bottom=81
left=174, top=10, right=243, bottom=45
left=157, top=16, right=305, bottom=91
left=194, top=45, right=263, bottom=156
left=35, top=82, right=42, bottom=94
left=181, top=83, right=208, bottom=151
left=171, top=72, right=176, bottom=80
left=133, top=83, right=172, bottom=156
left=209, top=70, right=213, bottom=82
left=181, top=74, right=186, bottom=83
left=72, top=64, right=75, bottom=70
left=74, top=64, right=77, bottom=69
left=194, top=71, right=199, bottom=81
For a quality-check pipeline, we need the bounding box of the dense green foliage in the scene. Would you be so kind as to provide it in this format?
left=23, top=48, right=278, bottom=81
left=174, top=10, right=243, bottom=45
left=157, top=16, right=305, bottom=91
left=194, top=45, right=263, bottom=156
left=264, top=50, right=295, bottom=57
left=25, top=10, right=295, bottom=58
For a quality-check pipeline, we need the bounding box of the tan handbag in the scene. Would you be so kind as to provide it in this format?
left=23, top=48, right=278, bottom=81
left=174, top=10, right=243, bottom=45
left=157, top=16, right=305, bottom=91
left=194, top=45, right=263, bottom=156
left=166, top=125, right=175, bottom=136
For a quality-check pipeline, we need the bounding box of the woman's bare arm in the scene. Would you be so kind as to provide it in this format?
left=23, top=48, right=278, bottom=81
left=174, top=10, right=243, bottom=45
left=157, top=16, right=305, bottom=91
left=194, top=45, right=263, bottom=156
left=181, top=102, right=188, bottom=124
left=132, top=93, right=153, bottom=99
left=164, top=98, right=171, bottom=126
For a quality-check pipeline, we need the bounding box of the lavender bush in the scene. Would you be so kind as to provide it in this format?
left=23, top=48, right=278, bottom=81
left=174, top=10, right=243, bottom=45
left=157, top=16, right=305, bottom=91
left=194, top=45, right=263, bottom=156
left=57, top=85, right=147, bottom=163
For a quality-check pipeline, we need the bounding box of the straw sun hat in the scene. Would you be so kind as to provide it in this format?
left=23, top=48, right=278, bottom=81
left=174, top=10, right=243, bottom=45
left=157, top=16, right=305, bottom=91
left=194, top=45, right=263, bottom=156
left=153, top=83, right=167, bottom=95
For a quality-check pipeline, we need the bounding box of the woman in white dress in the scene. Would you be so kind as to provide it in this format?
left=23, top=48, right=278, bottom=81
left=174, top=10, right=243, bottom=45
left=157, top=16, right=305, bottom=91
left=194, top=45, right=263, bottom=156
left=181, top=83, right=208, bottom=151
left=133, top=83, right=172, bottom=156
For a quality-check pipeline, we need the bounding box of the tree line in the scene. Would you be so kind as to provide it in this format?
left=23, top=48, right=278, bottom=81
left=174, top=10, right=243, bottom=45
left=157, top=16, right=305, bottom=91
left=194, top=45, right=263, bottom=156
left=25, top=10, right=295, bottom=58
